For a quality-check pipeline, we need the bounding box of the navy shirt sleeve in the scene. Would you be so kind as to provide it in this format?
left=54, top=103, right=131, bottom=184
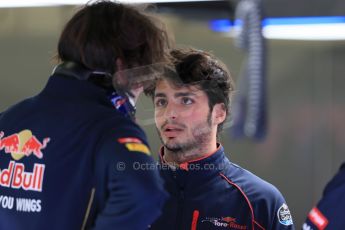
left=230, top=164, right=295, bottom=230
left=91, top=123, right=168, bottom=230
left=249, top=177, right=295, bottom=230
left=303, top=163, right=345, bottom=230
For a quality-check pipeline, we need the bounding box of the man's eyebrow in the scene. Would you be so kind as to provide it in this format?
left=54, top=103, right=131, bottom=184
left=154, top=92, right=166, bottom=98
left=174, top=92, right=197, bottom=97
left=154, top=91, right=197, bottom=98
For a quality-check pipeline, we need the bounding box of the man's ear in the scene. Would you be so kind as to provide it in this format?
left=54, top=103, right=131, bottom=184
left=212, top=103, right=227, bottom=125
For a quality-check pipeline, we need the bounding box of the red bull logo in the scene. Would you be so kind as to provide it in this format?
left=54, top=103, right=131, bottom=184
left=0, top=130, right=50, bottom=160
left=0, top=130, right=49, bottom=192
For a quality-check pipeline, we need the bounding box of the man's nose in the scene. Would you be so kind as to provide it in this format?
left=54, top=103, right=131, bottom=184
left=164, top=103, right=177, bottom=120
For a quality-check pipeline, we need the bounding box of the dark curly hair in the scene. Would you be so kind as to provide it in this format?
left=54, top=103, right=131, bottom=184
left=145, top=48, right=235, bottom=133
left=57, top=0, right=172, bottom=74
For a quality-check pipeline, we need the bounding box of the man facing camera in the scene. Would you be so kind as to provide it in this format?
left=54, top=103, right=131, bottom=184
left=145, top=48, right=295, bottom=230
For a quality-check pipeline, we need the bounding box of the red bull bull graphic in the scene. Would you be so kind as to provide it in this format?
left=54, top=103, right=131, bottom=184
left=21, top=136, right=49, bottom=159
left=0, top=130, right=49, bottom=193
left=0, top=132, right=20, bottom=153
left=0, top=130, right=49, bottom=160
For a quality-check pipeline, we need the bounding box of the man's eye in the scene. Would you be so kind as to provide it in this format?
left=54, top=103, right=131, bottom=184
left=155, top=99, right=167, bottom=107
left=181, top=97, right=193, bottom=105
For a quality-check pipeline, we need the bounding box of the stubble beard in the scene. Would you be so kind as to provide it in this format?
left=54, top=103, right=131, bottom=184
left=158, top=113, right=213, bottom=157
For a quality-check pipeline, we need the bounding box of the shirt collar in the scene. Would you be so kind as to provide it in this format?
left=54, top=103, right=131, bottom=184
left=159, top=143, right=223, bottom=171
left=159, top=143, right=228, bottom=191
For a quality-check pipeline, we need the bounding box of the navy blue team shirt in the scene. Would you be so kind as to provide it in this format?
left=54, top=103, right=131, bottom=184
left=0, top=73, right=168, bottom=230
left=303, top=163, right=345, bottom=230
left=150, top=144, right=295, bottom=230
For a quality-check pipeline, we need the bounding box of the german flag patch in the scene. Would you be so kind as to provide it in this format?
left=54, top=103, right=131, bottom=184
left=117, top=137, right=151, bottom=155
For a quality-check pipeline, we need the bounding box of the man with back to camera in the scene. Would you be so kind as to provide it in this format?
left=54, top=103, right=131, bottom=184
left=145, top=48, right=295, bottom=230
left=0, top=1, right=173, bottom=229
left=303, top=162, right=345, bottom=230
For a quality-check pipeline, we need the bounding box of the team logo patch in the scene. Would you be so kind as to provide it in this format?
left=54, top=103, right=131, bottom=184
left=0, top=130, right=49, bottom=192
left=277, top=203, right=293, bottom=226
left=201, top=216, right=247, bottom=229
left=118, top=137, right=151, bottom=155
left=308, top=207, right=328, bottom=230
